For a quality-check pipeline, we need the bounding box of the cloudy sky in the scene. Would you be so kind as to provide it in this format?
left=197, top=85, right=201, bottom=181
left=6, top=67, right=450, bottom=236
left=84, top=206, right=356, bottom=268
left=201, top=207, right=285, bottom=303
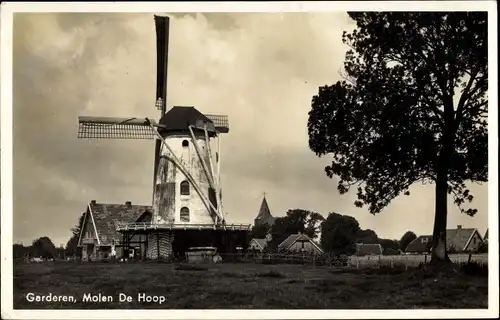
left=11, top=12, right=488, bottom=246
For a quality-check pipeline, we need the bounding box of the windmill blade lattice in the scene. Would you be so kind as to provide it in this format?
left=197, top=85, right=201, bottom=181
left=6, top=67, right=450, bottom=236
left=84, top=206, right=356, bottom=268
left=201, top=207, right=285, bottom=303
left=205, top=114, right=229, bottom=133
left=78, top=116, right=158, bottom=140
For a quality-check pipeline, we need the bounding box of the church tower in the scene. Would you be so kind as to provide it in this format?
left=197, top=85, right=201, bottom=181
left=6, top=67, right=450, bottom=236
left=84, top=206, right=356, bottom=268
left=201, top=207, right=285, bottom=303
left=254, top=194, right=275, bottom=227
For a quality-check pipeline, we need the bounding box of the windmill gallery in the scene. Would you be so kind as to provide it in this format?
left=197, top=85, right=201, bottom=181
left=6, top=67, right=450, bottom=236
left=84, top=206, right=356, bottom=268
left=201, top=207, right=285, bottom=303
left=76, top=15, right=251, bottom=261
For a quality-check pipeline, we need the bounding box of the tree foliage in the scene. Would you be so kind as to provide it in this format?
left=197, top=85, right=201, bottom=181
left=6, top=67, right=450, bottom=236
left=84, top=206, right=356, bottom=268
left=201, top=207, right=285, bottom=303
left=355, top=228, right=379, bottom=244
left=250, top=223, right=271, bottom=239
left=320, top=212, right=360, bottom=255
left=399, top=231, right=418, bottom=252
left=31, top=236, right=57, bottom=259
left=379, top=238, right=400, bottom=251
left=65, top=212, right=85, bottom=257
left=308, top=12, right=487, bottom=262
left=267, top=209, right=325, bottom=250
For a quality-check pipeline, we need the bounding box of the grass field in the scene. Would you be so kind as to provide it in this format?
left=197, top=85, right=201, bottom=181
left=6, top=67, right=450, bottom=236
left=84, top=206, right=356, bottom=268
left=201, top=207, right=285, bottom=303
left=13, top=261, right=488, bottom=309
left=348, top=253, right=488, bottom=268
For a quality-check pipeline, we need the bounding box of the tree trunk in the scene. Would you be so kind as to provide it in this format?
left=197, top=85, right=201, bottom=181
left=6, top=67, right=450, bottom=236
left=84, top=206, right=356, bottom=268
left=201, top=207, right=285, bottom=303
left=430, top=98, right=455, bottom=264
left=430, top=172, right=451, bottom=264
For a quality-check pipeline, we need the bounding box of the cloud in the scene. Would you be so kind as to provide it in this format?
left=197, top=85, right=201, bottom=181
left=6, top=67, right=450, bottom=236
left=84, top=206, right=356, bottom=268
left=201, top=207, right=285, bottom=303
left=12, top=12, right=488, bottom=246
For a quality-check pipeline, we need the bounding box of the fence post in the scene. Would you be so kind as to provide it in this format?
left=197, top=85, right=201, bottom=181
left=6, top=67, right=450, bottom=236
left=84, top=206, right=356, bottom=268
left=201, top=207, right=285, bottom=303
left=468, top=252, right=472, bottom=264
left=424, top=254, right=427, bottom=264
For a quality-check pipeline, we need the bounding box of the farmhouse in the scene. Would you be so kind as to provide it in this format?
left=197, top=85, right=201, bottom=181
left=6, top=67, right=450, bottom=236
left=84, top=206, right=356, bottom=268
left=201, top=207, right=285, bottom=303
left=277, top=233, right=324, bottom=255
left=254, top=195, right=275, bottom=227
left=405, top=225, right=483, bottom=254
left=405, top=235, right=433, bottom=254
left=355, top=243, right=383, bottom=256
left=78, top=200, right=151, bottom=261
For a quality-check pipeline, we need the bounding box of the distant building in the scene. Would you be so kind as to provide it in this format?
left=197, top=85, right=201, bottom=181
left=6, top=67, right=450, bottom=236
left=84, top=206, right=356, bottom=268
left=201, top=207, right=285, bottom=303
left=277, top=232, right=324, bottom=255
left=248, top=233, right=272, bottom=252
left=405, top=225, right=483, bottom=254
left=253, top=195, right=275, bottom=227
left=355, top=243, right=383, bottom=256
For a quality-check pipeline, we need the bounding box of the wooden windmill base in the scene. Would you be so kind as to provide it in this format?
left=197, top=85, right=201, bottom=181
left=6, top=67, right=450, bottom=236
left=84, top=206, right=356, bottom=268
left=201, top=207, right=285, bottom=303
left=119, top=225, right=250, bottom=261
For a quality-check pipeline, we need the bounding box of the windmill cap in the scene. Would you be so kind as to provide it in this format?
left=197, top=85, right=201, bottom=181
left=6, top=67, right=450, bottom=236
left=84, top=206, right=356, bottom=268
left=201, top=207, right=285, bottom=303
left=158, top=106, right=217, bottom=134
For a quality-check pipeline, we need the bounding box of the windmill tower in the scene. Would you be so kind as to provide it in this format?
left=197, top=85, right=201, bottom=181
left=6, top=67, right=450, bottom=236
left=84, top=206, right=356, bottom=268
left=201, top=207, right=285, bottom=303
left=77, top=15, right=249, bottom=260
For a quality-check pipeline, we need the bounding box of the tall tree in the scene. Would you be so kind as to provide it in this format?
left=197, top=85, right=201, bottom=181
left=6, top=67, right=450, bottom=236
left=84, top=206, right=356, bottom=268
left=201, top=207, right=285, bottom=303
left=65, top=212, right=85, bottom=257
left=32, top=237, right=57, bottom=259
left=308, top=12, right=487, bottom=264
left=399, top=231, right=418, bottom=252
left=267, top=209, right=325, bottom=250
left=250, top=223, right=271, bottom=239
left=268, top=217, right=290, bottom=250
left=320, top=212, right=360, bottom=255
left=284, top=209, right=325, bottom=239
left=13, top=243, right=27, bottom=259
left=355, top=228, right=379, bottom=244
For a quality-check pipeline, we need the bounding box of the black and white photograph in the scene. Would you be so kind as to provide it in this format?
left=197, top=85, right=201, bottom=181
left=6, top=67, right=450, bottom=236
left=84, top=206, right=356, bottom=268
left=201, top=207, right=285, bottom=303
left=1, top=1, right=498, bottom=319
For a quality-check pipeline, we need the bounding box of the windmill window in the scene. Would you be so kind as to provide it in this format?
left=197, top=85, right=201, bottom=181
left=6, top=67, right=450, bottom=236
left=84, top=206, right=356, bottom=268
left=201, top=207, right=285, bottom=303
left=182, top=140, right=189, bottom=147
left=180, top=207, right=190, bottom=222
left=180, top=181, right=190, bottom=195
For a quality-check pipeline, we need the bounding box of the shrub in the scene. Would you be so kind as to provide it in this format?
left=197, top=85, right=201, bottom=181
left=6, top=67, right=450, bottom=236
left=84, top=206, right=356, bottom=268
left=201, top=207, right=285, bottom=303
left=383, top=248, right=400, bottom=256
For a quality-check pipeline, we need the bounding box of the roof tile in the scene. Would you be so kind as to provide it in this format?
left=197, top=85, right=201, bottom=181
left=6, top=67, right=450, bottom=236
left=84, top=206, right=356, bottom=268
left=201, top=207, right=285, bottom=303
left=90, top=202, right=151, bottom=245
left=405, top=228, right=479, bottom=253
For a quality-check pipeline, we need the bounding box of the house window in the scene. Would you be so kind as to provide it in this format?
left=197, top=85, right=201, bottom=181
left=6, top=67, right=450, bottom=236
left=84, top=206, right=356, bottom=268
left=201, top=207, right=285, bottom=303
left=473, top=237, right=476, bottom=244
left=180, top=207, right=190, bottom=222
left=180, top=181, right=190, bottom=195
left=182, top=140, right=189, bottom=147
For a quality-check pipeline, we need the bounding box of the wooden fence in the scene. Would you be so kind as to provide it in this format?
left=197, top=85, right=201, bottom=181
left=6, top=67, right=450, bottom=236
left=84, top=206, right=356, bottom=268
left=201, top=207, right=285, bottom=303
left=220, top=252, right=489, bottom=268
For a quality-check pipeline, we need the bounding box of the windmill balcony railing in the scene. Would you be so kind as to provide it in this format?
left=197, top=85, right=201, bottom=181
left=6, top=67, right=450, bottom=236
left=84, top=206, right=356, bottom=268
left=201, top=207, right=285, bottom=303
left=115, top=221, right=251, bottom=231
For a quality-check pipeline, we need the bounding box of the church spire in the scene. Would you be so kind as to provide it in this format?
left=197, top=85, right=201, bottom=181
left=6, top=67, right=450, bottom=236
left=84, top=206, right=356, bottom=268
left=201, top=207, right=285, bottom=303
left=254, top=193, right=274, bottom=227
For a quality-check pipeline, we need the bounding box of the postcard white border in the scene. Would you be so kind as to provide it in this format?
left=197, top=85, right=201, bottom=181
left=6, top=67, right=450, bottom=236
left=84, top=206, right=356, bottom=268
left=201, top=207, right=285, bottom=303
left=1, top=1, right=498, bottom=319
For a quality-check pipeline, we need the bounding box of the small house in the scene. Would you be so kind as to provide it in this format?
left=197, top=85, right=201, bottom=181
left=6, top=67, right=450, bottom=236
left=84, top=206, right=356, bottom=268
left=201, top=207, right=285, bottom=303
left=355, top=243, right=383, bottom=256
left=277, top=232, right=323, bottom=255
left=405, top=225, right=483, bottom=254
left=248, top=233, right=272, bottom=252
left=248, top=238, right=269, bottom=252
left=405, top=235, right=433, bottom=254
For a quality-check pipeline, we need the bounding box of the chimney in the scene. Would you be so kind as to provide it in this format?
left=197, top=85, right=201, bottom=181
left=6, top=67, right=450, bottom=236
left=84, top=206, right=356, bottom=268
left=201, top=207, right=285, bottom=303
left=126, top=201, right=132, bottom=207
left=457, top=225, right=462, bottom=230
left=90, top=200, right=96, bottom=205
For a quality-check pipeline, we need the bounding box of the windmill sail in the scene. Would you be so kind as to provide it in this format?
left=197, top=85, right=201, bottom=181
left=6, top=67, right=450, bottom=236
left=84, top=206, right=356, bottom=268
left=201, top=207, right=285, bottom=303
left=154, top=15, right=171, bottom=197
left=78, top=116, right=157, bottom=140
left=204, top=114, right=230, bottom=133
left=154, top=15, right=170, bottom=114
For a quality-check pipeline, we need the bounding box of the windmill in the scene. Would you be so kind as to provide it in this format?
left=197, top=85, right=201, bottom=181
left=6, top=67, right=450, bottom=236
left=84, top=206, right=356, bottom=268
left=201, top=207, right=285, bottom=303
left=77, top=15, right=250, bottom=259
